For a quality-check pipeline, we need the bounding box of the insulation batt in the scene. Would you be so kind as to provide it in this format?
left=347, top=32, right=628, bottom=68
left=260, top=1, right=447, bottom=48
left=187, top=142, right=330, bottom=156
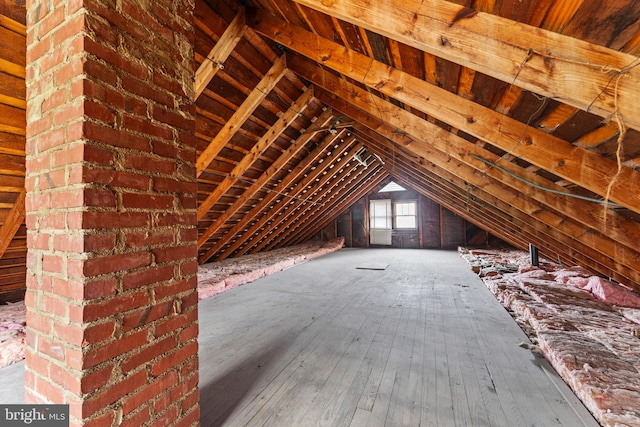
left=0, top=301, right=26, bottom=368
left=197, top=238, right=344, bottom=299
left=460, top=247, right=640, bottom=427
left=0, top=240, right=344, bottom=368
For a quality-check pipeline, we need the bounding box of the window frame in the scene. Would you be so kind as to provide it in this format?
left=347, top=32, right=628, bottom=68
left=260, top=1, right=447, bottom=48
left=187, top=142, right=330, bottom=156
left=393, top=200, right=418, bottom=230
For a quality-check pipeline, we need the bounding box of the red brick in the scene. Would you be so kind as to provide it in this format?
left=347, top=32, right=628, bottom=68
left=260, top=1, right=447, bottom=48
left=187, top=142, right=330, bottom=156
left=155, top=212, right=196, bottom=227
left=123, top=264, right=174, bottom=290
left=54, top=322, right=84, bottom=346
left=40, top=45, right=66, bottom=74
left=49, top=361, right=80, bottom=394
left=122, top=192, right=175, bottom=210
left=84, top=17, right=118, bottom=49
left=81, top=410, right=115, bottom=427
left=84, top=233, right=117, bottom=252
left=154, top=310, right=196, bottom=338
left=175, top=405, right=200, bottom=427
left=179, top=227, right=198, bottom=244
left=122, top=75, right=174, bottom=107
left=53, top=102, right=84, bottom=127
left=178, top=193, right=197, bottom=209
left=83, top=57, right=118, bottom=86
left=84, top=187, right=117, bottom=207
left=152, top=105, right=193, bottom=132
left=83, top=320, right=117, bottom=345
left=124, top=114, right=173, bottom=140
left=42, top=254, right=64, bottom=274
left=84, top=99, right=116, bottom=124
left=53, top=57, right=84, bottom=86
left=153, top=177, right=196, bottom=194
left=40, top=168, right=66, bottom=190
left=34, top=375, right=65, bottom=403
left=83, top=329, right=149, bottom=369
left=124, top=153, right=176, bottom=175
left=122, top=371, right=177, bottom=414
left=25, top=348, right=51, bottom=378
left=39, top=5, right=66, bottom=37
left=83, top=290, right=150, bottom=323
left=83, top=251, right=152, bottom=276
left=51, top=13, right=85, bottom=46
left=83, top=121, right=150, bottom=152
left=149, top=404, right=177, bottom=427
left=152, top=72, right=187, bottom=99
left=179, top=260, right=198, bottom=276
left=42, top=88, right=67, bottom=113
left=43, top=294, right=67, bottom=318
left=153, top=279, right=193, bottom=301
left=179, top=324, right=198, bottom=344
left=123, top=406, right=151, bottom=427
left=26, top=192, right=50, bottom=212
left=81, top=369, right=148, bottom=418
left=37, top=335, right=66, bottom=361
left=180, top=389, right=199, bottom=415
left=81, top=363, right=114, bottom=393
left=125, top=230, right=174, bottom=249
left=180, top=356, right=198, bottom=380
left=27, top=35, right=52, bottom=63
left=28, top=232, right=51, bottom=250
left=153, top=245, right=196, bottom=264
left=52, top=143, right=85, bottom=167
left=121, top=335, right=177, bottom=373
left=151, top=341, right=198, bottom=377
left=151, top=140, right=177, bottom=158
left=82, top=211, right=149, bottom=229
left=50, top=188, right=83, bottom=209
left=111, top=170, right=151, bottom=190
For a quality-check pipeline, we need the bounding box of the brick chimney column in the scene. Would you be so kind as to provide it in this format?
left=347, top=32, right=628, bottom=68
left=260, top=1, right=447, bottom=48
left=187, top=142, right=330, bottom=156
left=24, top=0, right=199, bottom=425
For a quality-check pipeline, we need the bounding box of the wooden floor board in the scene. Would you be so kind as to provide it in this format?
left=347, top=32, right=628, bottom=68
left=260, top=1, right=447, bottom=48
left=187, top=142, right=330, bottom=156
left=0, top=248, right=600, bottom=427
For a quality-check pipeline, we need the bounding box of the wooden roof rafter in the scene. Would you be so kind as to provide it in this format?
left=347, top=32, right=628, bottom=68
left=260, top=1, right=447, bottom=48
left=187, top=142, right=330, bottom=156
left=245, top=140, right=366, bottom=254
left=250, top=12, right=640, bottom=215
left=290, top=166, right=387, bottom=245
left=207, top=123, right=350, bottom=261
left=353, top=113, right=640, bottom=287
left=291, top=0, right=640, bottom=132
left=196, top=54, right=288, bottom=179
left=195, top=7, right=247, bottom=99
left=197, top=108, right=336, bottom=262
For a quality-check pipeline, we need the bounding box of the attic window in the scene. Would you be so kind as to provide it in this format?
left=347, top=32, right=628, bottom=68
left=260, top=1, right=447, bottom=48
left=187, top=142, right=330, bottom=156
left=378, top=181, right=407, bottom=193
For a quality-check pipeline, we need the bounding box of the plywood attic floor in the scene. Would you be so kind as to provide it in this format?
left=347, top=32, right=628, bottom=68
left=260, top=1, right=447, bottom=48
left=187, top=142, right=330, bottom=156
left=1, top=248, right=599, bottom=426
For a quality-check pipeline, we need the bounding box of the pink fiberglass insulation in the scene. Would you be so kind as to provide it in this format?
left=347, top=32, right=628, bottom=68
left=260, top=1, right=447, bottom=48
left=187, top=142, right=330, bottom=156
left=197, top=238, right=344, bottom=299
left=0, top=301, right=26, bottom=368
left=460, top=247, right=640, bottom=426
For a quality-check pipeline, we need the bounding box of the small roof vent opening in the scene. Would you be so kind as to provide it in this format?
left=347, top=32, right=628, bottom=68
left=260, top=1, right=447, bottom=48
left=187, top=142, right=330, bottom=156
left=378, top=181, right=407, bottom=193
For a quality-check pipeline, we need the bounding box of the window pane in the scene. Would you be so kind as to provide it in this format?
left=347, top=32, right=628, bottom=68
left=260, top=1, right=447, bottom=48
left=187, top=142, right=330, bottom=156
left=394, top=201, right=417, bottom=229
left=396, top=216, right=416, bottom=229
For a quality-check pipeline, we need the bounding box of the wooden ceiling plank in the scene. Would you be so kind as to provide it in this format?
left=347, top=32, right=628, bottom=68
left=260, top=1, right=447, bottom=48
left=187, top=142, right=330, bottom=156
left=246, top=139, right=364, bottom=254
left=249, top=15, right=640, bottom=213
left=197, top=109, right=335, bottom=259
left=309, top=73, right=640, bottom=282
left=205, top=123, right=347, bottom=262
left=196, top=54, right=287, bottom=177
left=195, top=7, right=247, bottom=99
left=0, top=188, right=24, bottom=259
left=196, top=86, right=314, bottom=219
left=289, top=0, right=640, bottom=132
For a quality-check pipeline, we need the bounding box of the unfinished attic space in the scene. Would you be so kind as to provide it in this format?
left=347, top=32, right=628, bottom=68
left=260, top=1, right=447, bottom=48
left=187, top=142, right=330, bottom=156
left=2, top=0, right=640, bottom=425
